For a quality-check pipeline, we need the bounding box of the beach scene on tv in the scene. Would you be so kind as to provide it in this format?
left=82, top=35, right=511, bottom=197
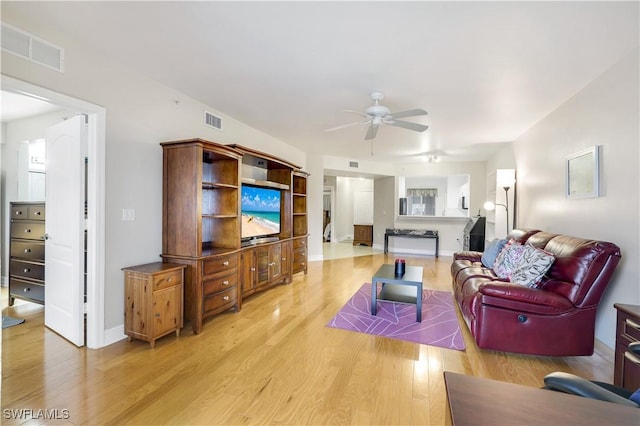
left=241, top=186, right=281, bottom=239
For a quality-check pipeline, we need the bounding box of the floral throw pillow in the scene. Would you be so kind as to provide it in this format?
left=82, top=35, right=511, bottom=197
left=510, top=244, right=556, bottom=288
left=493, top=241, right=525, bottom=280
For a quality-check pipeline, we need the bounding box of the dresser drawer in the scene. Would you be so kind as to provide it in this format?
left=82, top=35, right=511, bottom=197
left=202, top=287, right=237, bottom=314
left=202, top=253, right=238, bottom=276
left=10, top=240, right=45, bottom=261
left=10, top=221, right=45, bottom=240
left=293, top=248, right=306, bottom=262
left=10, top=277, right=45, bottom=303
left=623, top=317, right=640, bottom=342
left=12, top=204, right=46, bottom=220
left=203, top=271, right=237, bottom=296
left=153, top=269, right=183, bottom=291
left=28, top=205, right=46, bottom=220
left=10, top=259, right=45, bottom=281
left=293, top=238, right=307, bottom=249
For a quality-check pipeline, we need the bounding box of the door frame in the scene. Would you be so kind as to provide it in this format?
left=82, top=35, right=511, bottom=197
left=3, top=75, right=106, bottom=349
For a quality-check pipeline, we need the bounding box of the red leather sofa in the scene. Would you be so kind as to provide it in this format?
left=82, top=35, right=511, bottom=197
left=451, top=229, right=622, bottom=356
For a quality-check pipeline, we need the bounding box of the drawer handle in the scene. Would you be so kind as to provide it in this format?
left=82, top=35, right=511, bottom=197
left=250, top=267, right=256, bottom=271
left=282, top=257, right=286, bottom=261
left=16, top=211, right=23, bottom=216
left=301, top=262, right=306, bottom=266
left=23, top=268, right=31, bottom=273
left=222, top=280, right=229, bottom=286
left=35, top=211, right=42, bottom=216
left=24, top=248, right=31, bottom=253
left=222, top=296, right=230, bottom=301
left=167, top=277, right=172, bottom=282
left=23, top=287, right=30, bottom=292
left=222, top=261, right=230, bottom=266
left=624, top=350, right=640, bottom=366
left=25, top=229, right=32, bottom=233
left=626, top=318, right=640, bottom=332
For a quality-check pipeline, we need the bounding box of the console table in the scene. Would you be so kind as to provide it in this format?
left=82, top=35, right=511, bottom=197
left=384, top=228, right=439, bottom=258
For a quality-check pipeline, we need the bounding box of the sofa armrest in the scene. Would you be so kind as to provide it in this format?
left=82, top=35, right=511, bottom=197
left=479, top=282, right=573, bottom=309
left=453, top=251, right=483, bottom=262
left=543, top=372, right=639, bottom=408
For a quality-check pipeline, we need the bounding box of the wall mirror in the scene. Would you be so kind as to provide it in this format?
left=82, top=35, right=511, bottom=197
left=398, top=175, right=470, bottom=217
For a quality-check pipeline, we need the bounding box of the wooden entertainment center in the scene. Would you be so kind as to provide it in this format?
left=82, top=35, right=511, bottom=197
left=159, top=139, right=308, bottom=334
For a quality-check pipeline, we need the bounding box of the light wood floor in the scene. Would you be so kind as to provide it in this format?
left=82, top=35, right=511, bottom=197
left=2, top=254, right=614, bottom=425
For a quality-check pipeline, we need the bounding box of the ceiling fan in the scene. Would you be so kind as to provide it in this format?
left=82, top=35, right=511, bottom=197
left=325, top=91, right=428, bottom=140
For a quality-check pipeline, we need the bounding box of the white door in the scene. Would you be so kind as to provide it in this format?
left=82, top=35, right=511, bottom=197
left=44, top=115, right=86, bottom=346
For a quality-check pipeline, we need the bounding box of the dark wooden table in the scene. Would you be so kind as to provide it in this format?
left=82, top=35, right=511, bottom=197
left=371, top=264, right=423, bottom=322
left=384, top=228, right=439, bottom=257
left=444, top=371, right=640, bottom=426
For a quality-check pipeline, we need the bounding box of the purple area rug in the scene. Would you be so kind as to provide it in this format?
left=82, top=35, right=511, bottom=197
left=326, top=284, right=465, bottom=351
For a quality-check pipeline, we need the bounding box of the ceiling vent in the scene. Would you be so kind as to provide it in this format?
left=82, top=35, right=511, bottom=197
left=349, top=161, right=359, bottom=168
left=204, top=111, right=223, bottom=131
left=1, top=22, right=64, bottom=72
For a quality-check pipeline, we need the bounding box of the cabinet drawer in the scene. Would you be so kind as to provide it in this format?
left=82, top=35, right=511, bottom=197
left=10, top=240, right=45, bottom=261
left=623, top=318, right=640, bottom=342
left=293, top=238, right=307, bottom=249
left=10, top=259, right=45, bottom=281
left=28, top=205, right=46, bottom=220
left=202, top=254, right=238, bottom=276
left=293, top=248, right=306, bottom=262
left=153, top=269, right=182, bottom=291
left=203, top=272, right=237, bottom=296
left=10, top=222, right=45, bottom=240
left=202, top=287, right=237, bottom=314
left=293, top=259, right=306, bottom=272
left=12, top=204, right=46, bottom=220
left=10, top=277, right=45, bottom=303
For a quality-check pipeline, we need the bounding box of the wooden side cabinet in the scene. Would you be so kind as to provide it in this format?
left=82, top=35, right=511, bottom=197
left=613, top=303, right=640, bottom=391
left=123, top=262, right=186, bottom=348
left=353, top=224, right=373, bottom=246
left=9, top=202, right=46, bottom=306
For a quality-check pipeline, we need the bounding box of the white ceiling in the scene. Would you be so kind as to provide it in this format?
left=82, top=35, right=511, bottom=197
left=0, top=90, right=61, bottom=122
left=2, top=1, right=638, bottom=163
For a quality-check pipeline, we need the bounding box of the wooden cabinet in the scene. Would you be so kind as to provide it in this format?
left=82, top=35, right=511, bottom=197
left=353, top=224, right=373, bottom=246
left=161, top=139, right=308, bottom=332
left=292, top=237, right=307, bottom=275
left=241, top=241, right=291, bottom=298
left=123, top=262, right=186, bottom=348
left=9, top=202, right=46, bottom=306
left=613, top=303, right=640, bottom=392
left=161, top=140, right=242, bottom=334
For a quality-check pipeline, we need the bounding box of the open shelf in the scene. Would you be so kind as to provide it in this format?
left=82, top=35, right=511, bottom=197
left=241, top=177, right=289, bottom=190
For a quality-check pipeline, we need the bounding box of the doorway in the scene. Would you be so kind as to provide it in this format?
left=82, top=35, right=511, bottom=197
left=2, top=75, right=106, bottom=348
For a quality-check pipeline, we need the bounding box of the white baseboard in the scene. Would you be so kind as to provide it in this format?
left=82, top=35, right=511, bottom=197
left=308, top=254, right=323, bottom=262
left=103, top=324, right=127, bottom=347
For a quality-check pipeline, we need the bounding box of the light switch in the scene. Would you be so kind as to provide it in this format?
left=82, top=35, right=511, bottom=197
left=122, top=208, right=135, bottom=221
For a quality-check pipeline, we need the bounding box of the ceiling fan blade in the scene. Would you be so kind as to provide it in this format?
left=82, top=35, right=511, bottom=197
left=325, top=120, right=369, bottom=132
left=387, top=119, right=429, bottom=132
left=390, top=108, right=428, bottom=119
left=365, top=124, right=379, bottom=140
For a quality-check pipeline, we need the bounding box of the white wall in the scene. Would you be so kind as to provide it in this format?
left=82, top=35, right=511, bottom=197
left=514, top=48, right=639, bottom=349
left=1, top=14, right=305, bottom=333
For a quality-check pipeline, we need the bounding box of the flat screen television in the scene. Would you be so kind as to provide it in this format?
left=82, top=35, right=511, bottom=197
left=241, top=185, right=281, bottom=240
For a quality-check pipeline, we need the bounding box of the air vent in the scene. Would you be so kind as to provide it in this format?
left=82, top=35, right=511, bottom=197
left=204, top=111, right=223, bottom=131
left=1, top=23, right=64, bottom=72
left=349, top=161, right=359, bottom=168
